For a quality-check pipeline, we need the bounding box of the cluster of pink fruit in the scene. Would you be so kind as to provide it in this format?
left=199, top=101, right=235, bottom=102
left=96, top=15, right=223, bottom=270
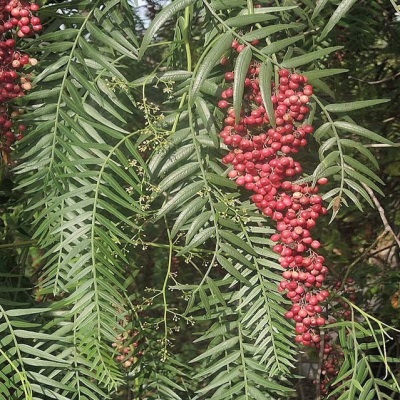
left=112, top=329, right=143, bottom=370
left=0, top=0, right=41, bottom=159
left=218, top=41, right=341, bottom=390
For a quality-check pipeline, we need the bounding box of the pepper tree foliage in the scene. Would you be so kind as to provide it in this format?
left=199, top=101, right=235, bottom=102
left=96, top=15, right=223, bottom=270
left=0, top=0, right=400, bottom=399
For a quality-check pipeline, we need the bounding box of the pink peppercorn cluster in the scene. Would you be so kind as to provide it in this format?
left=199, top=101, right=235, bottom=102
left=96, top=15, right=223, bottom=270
left=218, top=40, right=342, bottom=392
left=0, top=0, right=41, bottom=158
left=112, top=329, right=144, bottom=370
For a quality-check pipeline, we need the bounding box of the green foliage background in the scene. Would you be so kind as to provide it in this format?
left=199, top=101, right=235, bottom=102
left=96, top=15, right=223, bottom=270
left=0, top=0, right=399, bottom=399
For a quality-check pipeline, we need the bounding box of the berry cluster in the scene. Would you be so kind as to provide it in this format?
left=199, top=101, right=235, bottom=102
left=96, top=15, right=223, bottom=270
left=0, top=0, right=41, bottom=160
left=112, top=329, right=144, bottom=370
left=218, top=41, right=340, bottom=392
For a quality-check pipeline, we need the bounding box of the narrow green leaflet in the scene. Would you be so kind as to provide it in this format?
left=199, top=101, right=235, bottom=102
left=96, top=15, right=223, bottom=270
left=206, top=173, right=238, bottom=189
left=86, top=21, right=137, bottom=59
left=233, top=46, right=252, bottom=124
left=311, top=0, right=330, bottom=19
left=210, top=0, right=245, bottom=10
left=334, top=121, right=394, bottom=144
left=197, top=368, right=243, bottom=395
left=195, top=97, right=219, bottom=147
left=193, top=352, right=240, bottom=379
left=313, top=122, right=332, bottom=142
left=190, top=337, right=239, bottom=363
left=246, top=6, right=298, bottom=13
left=225, top=14, right=277, bottom=27
left=157, top=144, right=196, bottom=176
left=132, top=70, right=192, bottom=86
left=325, top=99, right=390, bottom=113
left=259, top=60, right=276, bottom=128
left=314, top=151, right=340, bottom=177
left=217, top=254, right=252, bottom=286
left=344, top=178, right=375, bottom=207
left=155, top=181, right=204, bottom=220
left=219, top=243, right=254, bottom=269
left=156, top=162, right=200, bottom=194
left=340, top=139, right=379, bottom=169
left=5, top=308, right=50, bottom=317
left=342, top=188, right=364, bottom=212
left=345, top=168, right=385, bottom=196
left=189, top=32, right=233, bottom=104
left=281, top=46, right=342, bottom=68
left=343, top=155, right=384, bottom=184
left=170, top=196, right=208, bottom=237
left=138, top=0, right=197, bottom=59
left=242, top=23, right=304, bottom=41
left=303, top=68, right=349, bottom=80
left=319, top=0, right=358, bottom=41
left=262, top=35, right=304, bottom=55
left=219, top=230, right=258, bottom=256
left=185, top=211, right=213, bottom=245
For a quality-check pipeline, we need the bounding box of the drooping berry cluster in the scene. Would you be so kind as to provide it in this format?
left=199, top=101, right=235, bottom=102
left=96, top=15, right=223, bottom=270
left=112, top=329, right=144, bottom=370
left=0, top=0, right=41, bottom=159
left=218, top=41, right=340, bottom=392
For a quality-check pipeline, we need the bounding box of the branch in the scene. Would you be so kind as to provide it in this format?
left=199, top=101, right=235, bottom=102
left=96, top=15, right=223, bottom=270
left=348, top=71, right=400, bottom=85
left=362, top=183, right=400, bottom=249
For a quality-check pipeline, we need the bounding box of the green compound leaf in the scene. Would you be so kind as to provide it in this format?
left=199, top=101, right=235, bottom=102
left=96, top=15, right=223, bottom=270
left=233, top=46, right=252, bottom=124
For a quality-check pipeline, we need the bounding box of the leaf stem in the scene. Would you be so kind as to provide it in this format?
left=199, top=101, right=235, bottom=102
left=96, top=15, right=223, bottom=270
left=161, top=218, right=173, bottom=361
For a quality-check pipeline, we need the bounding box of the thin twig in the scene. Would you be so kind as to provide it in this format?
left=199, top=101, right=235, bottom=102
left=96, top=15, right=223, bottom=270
left=362, top=183, right=400, bottom=249
left=315, top=330, right=325, bottom=400
left=368, top=243, right=397, bottom=257
left=348, top=71, right=400, bottom=85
